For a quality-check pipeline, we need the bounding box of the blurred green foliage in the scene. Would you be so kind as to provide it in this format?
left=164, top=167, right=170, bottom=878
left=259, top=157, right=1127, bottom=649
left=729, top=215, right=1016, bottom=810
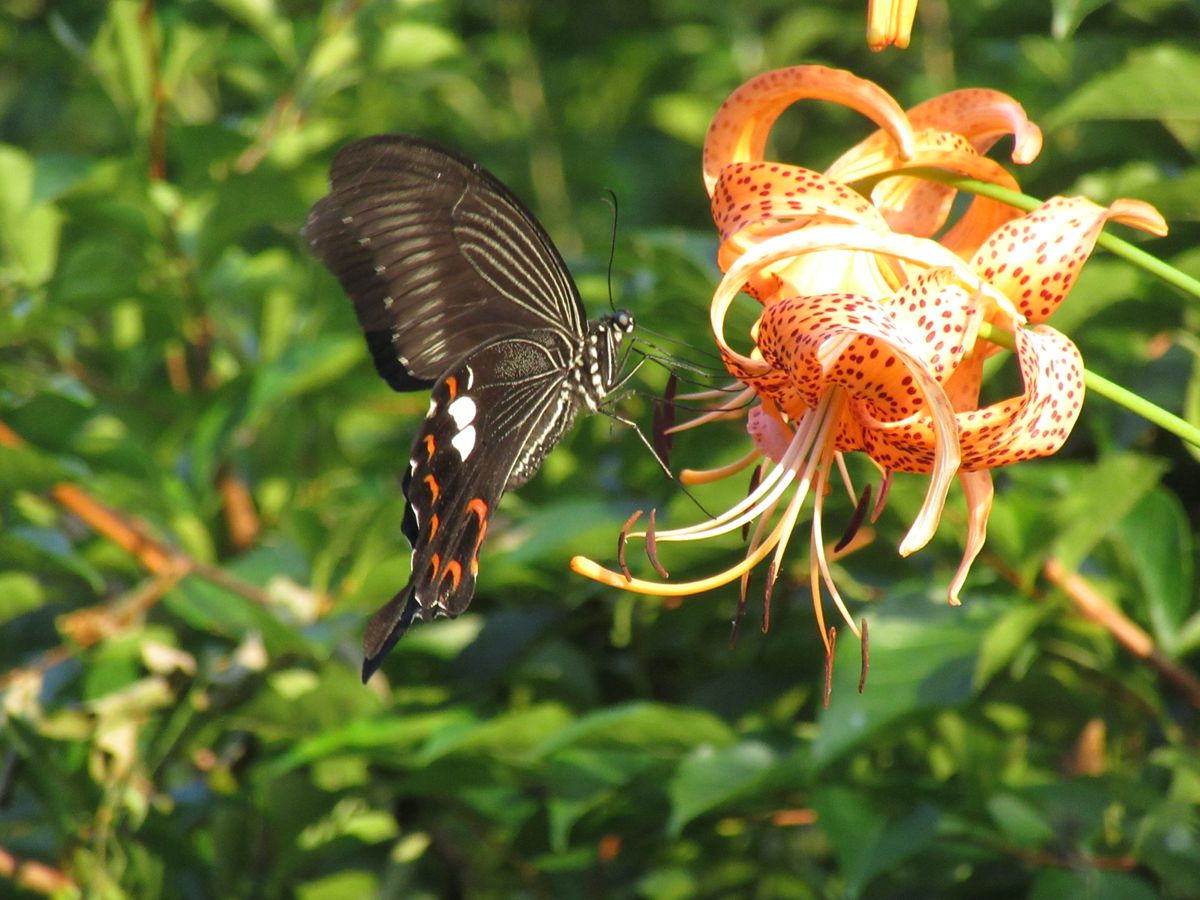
left=2, top=0, right=1200, bottom=897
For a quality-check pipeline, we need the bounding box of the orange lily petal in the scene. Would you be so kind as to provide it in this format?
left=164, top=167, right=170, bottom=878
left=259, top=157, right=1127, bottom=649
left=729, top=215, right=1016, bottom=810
left=703, top=66, right=916, bottom=195
left=972, top=196, right=1167, bottom=325
left=958, top=325, right=1085, bottom=469
left=857, top=323, right=1084, bottom=473
left=828, top=130, right=1027, bottom=257
left=710, top=224, right=1013, bottom=378
left=710, top=161, right=898, bottom=301
left=711, top=161, right=885, bottom=244
left=906, top=89, right=1043, bottom=164
left=948, top=469, right=993, bottom=606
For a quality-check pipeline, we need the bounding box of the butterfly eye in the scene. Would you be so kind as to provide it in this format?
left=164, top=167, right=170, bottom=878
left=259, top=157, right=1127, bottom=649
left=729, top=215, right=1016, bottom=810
left=614, top=309, right=635, bottom=332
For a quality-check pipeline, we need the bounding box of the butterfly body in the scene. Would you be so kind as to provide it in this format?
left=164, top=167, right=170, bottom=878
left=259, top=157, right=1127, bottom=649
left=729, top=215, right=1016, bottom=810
left=305, top=135, right=633, bottom=680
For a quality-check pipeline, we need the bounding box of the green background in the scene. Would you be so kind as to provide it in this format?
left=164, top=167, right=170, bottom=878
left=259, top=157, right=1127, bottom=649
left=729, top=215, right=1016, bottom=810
left=2, top=1, right=1200, bottom=897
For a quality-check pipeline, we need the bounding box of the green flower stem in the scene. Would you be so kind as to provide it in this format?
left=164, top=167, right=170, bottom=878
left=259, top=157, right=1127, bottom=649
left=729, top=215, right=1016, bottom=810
left=853, top=168, right=1200, bottom=447
left=979, top=322, right=1200, bottom=449
left=893, top=169, right=1200, bottom=302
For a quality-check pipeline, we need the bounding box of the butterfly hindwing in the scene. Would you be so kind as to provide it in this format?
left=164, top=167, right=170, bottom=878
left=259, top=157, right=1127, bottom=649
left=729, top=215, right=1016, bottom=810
left=360, top=329, right=588, bottom=680
left=304, top=135, right=587, bottom=392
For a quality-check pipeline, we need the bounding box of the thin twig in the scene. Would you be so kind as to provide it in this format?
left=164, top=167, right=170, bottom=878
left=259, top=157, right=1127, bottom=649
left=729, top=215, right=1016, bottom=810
left=1044, top=557, right=1200, bottom=709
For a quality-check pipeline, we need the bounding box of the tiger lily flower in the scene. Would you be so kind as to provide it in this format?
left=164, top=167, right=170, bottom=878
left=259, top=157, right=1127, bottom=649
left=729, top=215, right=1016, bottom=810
left=571, top=66, right=1167, bottom=649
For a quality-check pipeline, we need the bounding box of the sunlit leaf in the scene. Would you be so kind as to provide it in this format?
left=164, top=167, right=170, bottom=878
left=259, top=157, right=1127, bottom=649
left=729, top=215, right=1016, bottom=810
left=666, top=740, right=779, bottom=836
left=811, top=786, right=940, bottom=900
left=1115, top=488, right=1194, bottom=656
left=813, top=590, right=999, bottom=768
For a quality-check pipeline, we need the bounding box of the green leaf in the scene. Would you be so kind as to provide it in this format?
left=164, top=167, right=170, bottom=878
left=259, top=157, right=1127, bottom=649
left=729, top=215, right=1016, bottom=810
left=90, top=0, right=155, bottom=126
left=1052, top=453, right=1167, bottom=572
left=1046, top=44, right=1200, bottom=127
left=1115, top=488, right=1195, bottom=656
left=537, top=703, right=735, bottom=756
left=544, top=747, right=660, bottom=851
left=261, top=710, right=477, bottom=778
left=1049, top=45, right=1200, bottom=127
left=986, top=793, right=1056, bottom=847
left=1031, top=869, right=1161, bottom=900
left=812, top=590, right=998, bottom=769
left=296, top=871, right=378, bottom=900
left=417, top=704, right=575, bottom=764
left=162, top=575, right=310, bottom=657
left=1049, top=0, right=1115, bottom=40
left=667, top=740, right=777, bottom=836
left=0, top=144, right=63, bottom=286
left=0, top=444, right=70, bottom=497
left=213, top=0, right=295, bottom=64
left=375, top=23, right=463, bottom=71
left=0, top=571, right=43, bottom=624
left=975, top=602, right=1053, bottom=690
left=811, top=786, right=940, bottom=900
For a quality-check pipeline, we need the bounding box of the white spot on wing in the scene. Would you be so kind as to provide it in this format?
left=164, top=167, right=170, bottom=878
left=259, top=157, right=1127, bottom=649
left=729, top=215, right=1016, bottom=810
left=447, top=396, right=477, bottom=429
left=426, top=398, right=438, bottom=418
left=451, top=424, right=476, bottom=460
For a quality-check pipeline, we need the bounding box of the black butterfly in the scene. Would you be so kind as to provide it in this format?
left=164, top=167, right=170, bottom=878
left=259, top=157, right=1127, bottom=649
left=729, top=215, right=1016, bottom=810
left=305, top=135, right=634, bottom=682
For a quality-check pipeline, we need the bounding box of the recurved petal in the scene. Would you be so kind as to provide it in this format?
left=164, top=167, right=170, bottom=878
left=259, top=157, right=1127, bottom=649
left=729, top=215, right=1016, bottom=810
left=905, top=88, right=1043, bottom=164
left=703, top=66, right=915, bottom=194
left=829, top=131, right=1025, bottom=252
left=857, top=323, right=1083, bottom=475
left=762, top=275, right=979, bottom=424
left=947, top=469, right=993, bottom=605
left=711, top=161, right=885, bottom=244
left=710, top=223, right=1001, bottom=376
left=749, top=288, right=962, bottom=555
left=971, top=196, right=1167, bottom=325
left=958, top=325, right=1085, bottom=470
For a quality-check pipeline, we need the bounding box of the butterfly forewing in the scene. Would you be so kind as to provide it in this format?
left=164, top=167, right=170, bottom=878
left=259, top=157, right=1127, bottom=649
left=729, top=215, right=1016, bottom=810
left=305, top=136, right=586, bottom=391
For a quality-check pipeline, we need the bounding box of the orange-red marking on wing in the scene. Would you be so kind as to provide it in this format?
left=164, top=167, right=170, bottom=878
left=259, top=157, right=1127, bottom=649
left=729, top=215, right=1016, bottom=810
left=423, top=474, right=440, bottom=502
left=445, top=376, right=458, bottom=400
left=442, top=560, right=463, bottom=591
left=423, top=434, right=436, bottom=458
left=467, top=497, right=490, bottom=575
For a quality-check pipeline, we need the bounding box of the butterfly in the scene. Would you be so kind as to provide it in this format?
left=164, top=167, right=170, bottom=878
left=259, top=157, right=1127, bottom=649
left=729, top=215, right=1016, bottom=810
left=305, top=135, right=635, bottom=682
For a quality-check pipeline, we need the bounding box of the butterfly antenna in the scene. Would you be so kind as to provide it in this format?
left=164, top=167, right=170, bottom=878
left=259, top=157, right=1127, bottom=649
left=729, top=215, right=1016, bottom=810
left=627, top=344, right=743, bottom=392
left=637, top=325, right=729, bottom=366
left=603, top=188, right=619, bottom=313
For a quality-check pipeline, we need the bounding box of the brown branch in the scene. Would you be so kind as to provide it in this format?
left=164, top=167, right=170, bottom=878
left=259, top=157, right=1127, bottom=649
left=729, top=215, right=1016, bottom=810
left=0, top=567, right=188, bottom=690
left=1044, top=557, right=1200, bottom=709
left=0, top=847, right=79, bottom=896
left=217, top=464, right=261, bottom=552
left=138, top=0, right=167, bottom=181
left=0, top=419, right=271, bottom=605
